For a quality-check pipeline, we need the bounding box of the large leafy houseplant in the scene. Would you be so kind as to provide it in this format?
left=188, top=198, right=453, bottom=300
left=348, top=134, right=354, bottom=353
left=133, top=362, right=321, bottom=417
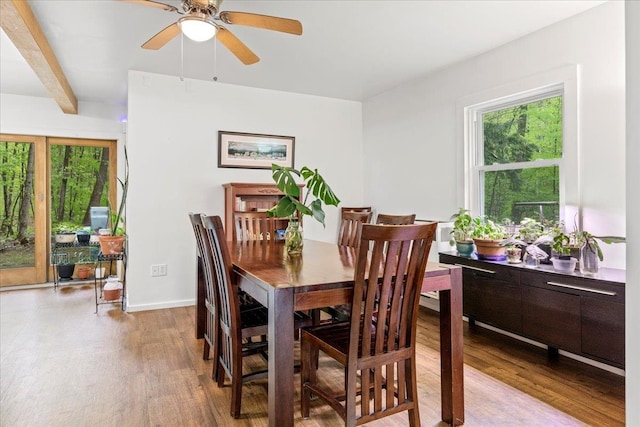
left=267, top=164, right=340, bottom=254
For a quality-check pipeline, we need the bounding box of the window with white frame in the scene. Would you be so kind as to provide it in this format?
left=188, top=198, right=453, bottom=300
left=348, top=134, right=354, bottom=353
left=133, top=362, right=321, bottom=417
left=460, top=66, right=578, bottom=229
left=472, top=89, right=563, bottom=223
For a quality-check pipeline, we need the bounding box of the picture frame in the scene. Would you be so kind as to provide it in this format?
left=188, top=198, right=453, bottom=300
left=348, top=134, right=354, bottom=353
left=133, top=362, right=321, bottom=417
left=218, top=131, right=295, bottom=169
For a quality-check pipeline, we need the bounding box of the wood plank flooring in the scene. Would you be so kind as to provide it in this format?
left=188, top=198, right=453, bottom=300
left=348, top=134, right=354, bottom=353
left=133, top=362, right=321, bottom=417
left=0, top=285, right=624, bottom=426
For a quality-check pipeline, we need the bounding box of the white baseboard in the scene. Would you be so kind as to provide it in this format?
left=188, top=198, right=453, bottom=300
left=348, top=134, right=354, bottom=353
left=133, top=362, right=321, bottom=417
left=1, top=281, right=93, bottom=292
left=126, top=299, right=195, bottom=312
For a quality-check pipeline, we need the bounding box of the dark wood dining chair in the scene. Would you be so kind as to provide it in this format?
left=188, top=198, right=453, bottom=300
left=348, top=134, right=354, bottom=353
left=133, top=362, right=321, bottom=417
left=326, top=210, right=374, bottom=322
left=188, top=213, right=213, bottom=361
left=188, top=212, right=207, bottom=341
left=301, top=222, right=437, bottom=427
left=189, top=213, right=264, bottom=378
left=376, top=213, right=416, bottom=225
left=202, top=215, right=313, bottom=418
left=233, top=211, right=276, bottom=242
left=338, top=210, right=373, bottom=249
left=341, top=206, right=372, bottom=214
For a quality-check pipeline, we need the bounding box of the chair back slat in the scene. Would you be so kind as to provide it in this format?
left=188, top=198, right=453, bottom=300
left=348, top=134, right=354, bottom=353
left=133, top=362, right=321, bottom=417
left=233, top=212, right=276, bottom=242
left=189, top=212, right=207, bottom=258
left=349, top=222, right=437, bottom=420
left=338, top=211, right=373, bottom=248
left=341, top=206, right=372, bottom=214
left=376, top=213, right=416, bottom=225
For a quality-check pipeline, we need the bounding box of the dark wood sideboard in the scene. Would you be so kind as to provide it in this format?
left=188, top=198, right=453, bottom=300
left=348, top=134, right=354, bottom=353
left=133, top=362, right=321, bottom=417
left=439, top=252, right=625, bottom=369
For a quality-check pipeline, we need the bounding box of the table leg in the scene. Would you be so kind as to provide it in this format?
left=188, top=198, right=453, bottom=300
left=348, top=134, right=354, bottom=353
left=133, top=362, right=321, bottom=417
left=439, top=267, right=464, bottom=426
left=268, top=286, right=295, bottom=427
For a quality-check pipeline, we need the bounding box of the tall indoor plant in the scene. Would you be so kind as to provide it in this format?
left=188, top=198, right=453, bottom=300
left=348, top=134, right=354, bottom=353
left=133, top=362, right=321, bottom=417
left=267, top=164, right=340, bottom=255
left=98, top=146, right=129, bottom=255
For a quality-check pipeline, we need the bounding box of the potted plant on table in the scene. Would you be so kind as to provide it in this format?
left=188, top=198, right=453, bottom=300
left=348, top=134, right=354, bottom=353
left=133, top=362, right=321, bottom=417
left=448, top=208, right=475, bottom=257
left=267, top=164, right=340, bottom=255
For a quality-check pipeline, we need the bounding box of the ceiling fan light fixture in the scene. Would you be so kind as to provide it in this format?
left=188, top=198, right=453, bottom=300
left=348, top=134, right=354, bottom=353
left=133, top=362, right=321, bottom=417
left=178, top=15, right=217, bottom=42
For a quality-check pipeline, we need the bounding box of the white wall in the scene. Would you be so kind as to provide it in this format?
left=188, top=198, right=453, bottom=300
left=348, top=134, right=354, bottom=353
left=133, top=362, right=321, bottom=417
left=0, top=94, right=123, bottom=140
left=363, top=1, right=626, bottom=269
left=126, top=71, right=363, bottom=311
left=625, top=1, right=639, bottom=423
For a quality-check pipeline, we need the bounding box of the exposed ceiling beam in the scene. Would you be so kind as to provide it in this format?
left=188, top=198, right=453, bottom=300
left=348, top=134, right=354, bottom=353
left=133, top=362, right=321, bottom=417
left=0, top=0, right=78, bottom=114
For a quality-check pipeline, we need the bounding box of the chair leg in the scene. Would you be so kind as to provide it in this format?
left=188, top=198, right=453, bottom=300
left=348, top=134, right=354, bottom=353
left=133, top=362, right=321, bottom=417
left=301, top=337, right=311, bottom=418
left=216, top=360, right=225, bottom=387
left=301, top=337, right=319, bottom=418
left=230, top=363, right=243, bottom=418
left=406, top=359, right=421, bottom=427
left=203, top=340, right=210, bottom=360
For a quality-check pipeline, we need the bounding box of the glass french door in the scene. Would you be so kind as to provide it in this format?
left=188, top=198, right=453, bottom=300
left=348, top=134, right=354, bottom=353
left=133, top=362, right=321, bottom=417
left=0, top=135, right=46, bottom=286
left=0, top=135, right=116, bottom=287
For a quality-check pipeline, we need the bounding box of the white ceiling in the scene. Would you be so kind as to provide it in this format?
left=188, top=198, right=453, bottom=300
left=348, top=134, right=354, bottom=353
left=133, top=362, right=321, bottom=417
left=0, top=0, right=607, bottom=108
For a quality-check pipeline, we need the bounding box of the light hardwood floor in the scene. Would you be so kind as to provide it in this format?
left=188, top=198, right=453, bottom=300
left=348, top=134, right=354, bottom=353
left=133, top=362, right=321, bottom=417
left=0, top=285, right=624, bottom=426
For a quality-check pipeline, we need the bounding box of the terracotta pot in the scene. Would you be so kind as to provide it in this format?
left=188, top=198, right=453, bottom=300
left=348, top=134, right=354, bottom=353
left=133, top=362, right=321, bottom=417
left=98, top=235, right=126, bottom=255
left=473, top=238, right=506, bottom=260
left=77, top=266, right=91, bottom=279
left=103, top=288, right=122, bottom=301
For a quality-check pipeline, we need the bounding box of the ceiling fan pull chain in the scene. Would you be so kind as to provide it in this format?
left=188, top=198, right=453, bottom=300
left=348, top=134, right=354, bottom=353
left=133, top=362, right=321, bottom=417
left=213, top=39, right=218, bottom=82
left=180, top=32, right=184, bottom=82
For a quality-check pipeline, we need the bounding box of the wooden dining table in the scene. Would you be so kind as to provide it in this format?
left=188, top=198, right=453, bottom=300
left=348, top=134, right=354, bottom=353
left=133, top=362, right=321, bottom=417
left=197, top=239, right=464, bottom=427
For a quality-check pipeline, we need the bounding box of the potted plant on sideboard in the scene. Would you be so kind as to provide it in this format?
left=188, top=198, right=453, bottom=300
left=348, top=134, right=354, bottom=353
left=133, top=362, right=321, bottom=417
left=267, top=164, right=340, bottom=255
left=448, top=208, right=475, bottom=257
left=470, top=217, right=508, bottom=260
left=550, top=229, right=579, bottom=272
left=573, top=230, right=626, bottom=275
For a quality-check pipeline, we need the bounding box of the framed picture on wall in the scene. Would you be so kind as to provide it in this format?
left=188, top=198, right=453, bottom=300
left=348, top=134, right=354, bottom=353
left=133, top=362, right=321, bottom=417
left=218, top=131, right=295, bottom=169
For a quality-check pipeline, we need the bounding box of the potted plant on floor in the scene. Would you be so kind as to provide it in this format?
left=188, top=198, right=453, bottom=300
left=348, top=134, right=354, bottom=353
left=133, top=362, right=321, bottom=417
left=267, top=164, right=340, bottom=255
left=470, top=217, right=508, bottom=260
left=448, top=208, right=475, bottom=257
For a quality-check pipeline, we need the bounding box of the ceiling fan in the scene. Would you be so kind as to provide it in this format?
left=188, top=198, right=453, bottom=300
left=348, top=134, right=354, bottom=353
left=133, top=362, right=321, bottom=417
left=123, top=0, right=303, bottom=65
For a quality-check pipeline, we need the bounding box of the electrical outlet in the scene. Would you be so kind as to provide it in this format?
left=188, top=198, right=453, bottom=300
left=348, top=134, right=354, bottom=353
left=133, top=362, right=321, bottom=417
left=158, top=264, right=167, bottom=276
left=151, top=265, right=159, bottom=276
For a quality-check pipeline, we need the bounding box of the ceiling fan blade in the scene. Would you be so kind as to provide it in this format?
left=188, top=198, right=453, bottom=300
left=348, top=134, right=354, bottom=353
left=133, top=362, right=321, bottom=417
left=219, top=11, right=302, bottom=35
left=120, top=0, right=178, bottom=13
left=142, top=22, right=181, bottom=50
left=216, top=27, right=259, bottom=65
